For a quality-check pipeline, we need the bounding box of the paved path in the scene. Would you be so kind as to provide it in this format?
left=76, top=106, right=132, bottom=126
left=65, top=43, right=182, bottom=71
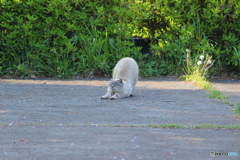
left=0, top=78, right=239, bottom=160
left=211, top=79, right=240, bottom=105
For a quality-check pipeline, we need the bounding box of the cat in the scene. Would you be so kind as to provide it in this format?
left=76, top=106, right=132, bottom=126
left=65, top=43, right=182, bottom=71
left=101, top=57, right=139, bottom=100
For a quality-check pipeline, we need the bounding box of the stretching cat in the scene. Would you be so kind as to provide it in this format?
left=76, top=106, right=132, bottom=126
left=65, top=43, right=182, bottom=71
left=101, top=57, right=139, bottom=100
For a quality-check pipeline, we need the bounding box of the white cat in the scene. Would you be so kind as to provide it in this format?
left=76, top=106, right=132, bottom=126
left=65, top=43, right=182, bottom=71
left=101, top=57, right=139, bottom=100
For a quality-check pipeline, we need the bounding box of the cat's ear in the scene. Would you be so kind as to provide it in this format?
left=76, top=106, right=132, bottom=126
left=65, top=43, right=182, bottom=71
left=119, top=79, right=123, bottom=83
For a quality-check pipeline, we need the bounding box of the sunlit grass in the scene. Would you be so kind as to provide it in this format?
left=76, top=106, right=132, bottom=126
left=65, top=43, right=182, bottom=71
left=235, top=104, right=240, bottom=116
left=207, top=90, right=232, bottom=106
left=184, top=73, right=233, bottom=106
left=183, top=49, right=233, bottom=106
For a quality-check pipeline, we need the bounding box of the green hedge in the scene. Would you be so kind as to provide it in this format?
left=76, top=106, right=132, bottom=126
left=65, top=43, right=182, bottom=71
left=1, top=0, right=240, bottom=78
left=0, top=0, right=145, bottom=78
left=131, top=0, right=240, bottom=74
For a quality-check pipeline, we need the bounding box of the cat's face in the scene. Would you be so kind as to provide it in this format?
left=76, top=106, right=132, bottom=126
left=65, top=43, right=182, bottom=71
left=109, top=79, right=123, bottom=92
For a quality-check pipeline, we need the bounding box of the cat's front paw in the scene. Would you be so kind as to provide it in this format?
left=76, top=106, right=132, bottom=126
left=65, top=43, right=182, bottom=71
left=101, top=96, right=109, bottom=99
left=109, top=97, right=117, bottom=100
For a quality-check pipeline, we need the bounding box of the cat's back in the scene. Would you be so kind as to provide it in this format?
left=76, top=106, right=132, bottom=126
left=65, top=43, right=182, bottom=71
left=113, top=57, right=139, bottom=85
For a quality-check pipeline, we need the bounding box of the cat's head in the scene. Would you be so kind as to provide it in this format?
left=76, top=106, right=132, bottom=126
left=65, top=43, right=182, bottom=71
left=109, top=79, right=123, bottom=92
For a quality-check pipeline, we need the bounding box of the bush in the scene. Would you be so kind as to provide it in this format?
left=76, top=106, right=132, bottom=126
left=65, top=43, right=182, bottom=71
left=1, top=0, right=240, bottom=78
left=130, top=0, right=240, bottom=75
left=0, top=0, right=143, bottom=78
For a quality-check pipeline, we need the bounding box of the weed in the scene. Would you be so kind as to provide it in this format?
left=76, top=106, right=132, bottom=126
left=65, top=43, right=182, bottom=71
left=183, top=49, right=215, bottom=78
left=148, top=124, right=186, bottom=129
left=183, top=49, right=234, bottom=106
left=235, top=104, right=240, bottom=116
left=1, top=123, right=240, bottom=130
left=207, top=90, right=230, bottom=104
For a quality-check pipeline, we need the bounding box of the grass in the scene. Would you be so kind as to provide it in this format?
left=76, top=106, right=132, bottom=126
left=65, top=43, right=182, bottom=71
left=183, top=66, right=240, bottom=118
left=149, top=124, right=186, bottom=128
left=185, top=74, right=233, bottom=106
left=147, top=124, right=240, bottom=129
left=183, top=49, right=234, bottom=107
left=1, top=123, right=240, bottom=129
left=207, top=90, right=233, bottom=106
left=235, top=104, right=240, bottom=116
left=184, top=73, right=240, bottom=118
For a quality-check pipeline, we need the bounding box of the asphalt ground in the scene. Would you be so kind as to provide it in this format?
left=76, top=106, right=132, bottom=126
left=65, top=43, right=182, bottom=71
left=0, top=78, right=239, bottom=160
